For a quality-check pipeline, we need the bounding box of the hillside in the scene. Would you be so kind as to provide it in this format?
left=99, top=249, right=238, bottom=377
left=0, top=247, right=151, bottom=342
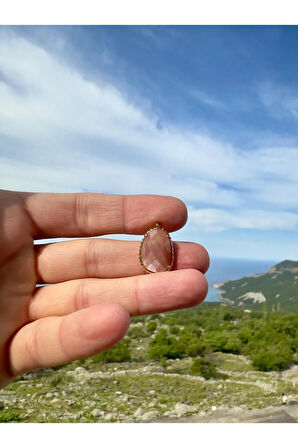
left=0, top=303, right=297, bottom=423
left=213, top=260, right=298, bottom=313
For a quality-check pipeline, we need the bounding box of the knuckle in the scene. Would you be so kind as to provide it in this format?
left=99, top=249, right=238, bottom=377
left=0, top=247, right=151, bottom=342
left=74, top=280, right=90, bottom=311
left=74, top=194, right=90, bottom=235
left=25, top=321, right=41, bottom=367
left=84, top=239, right=99, bottom=277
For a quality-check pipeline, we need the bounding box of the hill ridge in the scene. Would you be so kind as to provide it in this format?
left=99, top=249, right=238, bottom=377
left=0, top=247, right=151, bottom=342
left=213, top=259, right=298, bottom=313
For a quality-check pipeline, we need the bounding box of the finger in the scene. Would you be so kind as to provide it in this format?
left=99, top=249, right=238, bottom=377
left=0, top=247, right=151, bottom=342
left=28, top=269, right=208, bottom=320
left=18, top=192, right=187, bottom=238
left=35, top=238, right=210, bottom=283
left=9, top=303, right=130, bottom=376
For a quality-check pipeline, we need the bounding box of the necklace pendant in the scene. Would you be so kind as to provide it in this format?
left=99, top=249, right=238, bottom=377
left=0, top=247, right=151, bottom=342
left=139, top=223, right=174, bottom=273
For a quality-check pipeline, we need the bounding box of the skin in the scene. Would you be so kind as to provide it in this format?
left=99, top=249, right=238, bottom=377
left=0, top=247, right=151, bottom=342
left=0, top=189, right=209, bottom=389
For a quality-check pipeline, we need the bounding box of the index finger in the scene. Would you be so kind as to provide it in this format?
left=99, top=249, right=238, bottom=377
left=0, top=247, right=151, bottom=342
left=18, top=192, right=188, bottom=239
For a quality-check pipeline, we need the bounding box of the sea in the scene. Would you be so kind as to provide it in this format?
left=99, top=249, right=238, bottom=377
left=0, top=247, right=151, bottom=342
left=205, top=257, right=279, bottom=302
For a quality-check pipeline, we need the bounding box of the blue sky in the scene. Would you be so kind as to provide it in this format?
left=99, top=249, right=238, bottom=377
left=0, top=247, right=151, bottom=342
left=0, top=25, right=298, bottom=261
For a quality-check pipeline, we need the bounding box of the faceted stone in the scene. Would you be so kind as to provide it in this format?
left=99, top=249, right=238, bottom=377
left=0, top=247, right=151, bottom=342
left=140, top=227, right=173, bottom=273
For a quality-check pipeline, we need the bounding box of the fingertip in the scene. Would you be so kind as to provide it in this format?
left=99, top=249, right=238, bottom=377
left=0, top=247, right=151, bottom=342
left=198, top=245, right=210, bottom=274
left=174, top=242, right=210, bottom=274
left=181, top=268, right=209, bottom=306
left=166, top=196, right=188, bottom=231
left=82, top=303, right=130, bottom=347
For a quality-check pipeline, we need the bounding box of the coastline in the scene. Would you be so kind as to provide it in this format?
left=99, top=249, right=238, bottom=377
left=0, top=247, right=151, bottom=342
left=212, top=281, right=234, bottom=305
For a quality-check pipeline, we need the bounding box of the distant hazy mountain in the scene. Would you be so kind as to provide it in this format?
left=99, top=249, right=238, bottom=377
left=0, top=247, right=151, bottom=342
left=213, top=260, right=298, bottom=313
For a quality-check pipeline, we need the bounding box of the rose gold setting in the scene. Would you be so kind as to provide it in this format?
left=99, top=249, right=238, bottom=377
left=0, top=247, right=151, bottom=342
left=139, top=222, right=174, bottom=273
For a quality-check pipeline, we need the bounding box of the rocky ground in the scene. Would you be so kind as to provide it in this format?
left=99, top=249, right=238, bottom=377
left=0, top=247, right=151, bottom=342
left=0, top=352, right=297, bottom=423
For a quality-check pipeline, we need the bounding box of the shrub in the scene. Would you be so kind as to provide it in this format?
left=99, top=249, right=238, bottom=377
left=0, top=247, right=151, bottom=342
left=205, top=332, right=229, bottom=352
left=147, top=329, right=182, bottom=360
left=169, top=326, right=180, bottom=335
left=92, top=340, right=131, bottom=363
left=127, top=326, right=147, bottom=339
left=223, top=312, right=234, bottom=321
left=190, top=358, right=218, bottom=379
left=146, top=321, right=157, bottom=333
left=0, top=411, right=21, bottom=422
left=222, top=337, right=242, bottom=354
left=252, top=343, right=293, bottom=371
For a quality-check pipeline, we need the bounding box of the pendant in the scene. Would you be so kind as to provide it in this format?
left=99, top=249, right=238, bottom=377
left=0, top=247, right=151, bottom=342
left=139, top=223, right=174, bottom=273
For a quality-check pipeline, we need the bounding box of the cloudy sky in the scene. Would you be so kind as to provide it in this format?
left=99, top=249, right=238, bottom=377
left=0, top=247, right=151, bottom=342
left=0, top=25, right=298, bottom=260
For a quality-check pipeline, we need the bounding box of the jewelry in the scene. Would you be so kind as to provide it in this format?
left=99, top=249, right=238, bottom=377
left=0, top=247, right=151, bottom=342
left=139, top=223, right=174, bottom=273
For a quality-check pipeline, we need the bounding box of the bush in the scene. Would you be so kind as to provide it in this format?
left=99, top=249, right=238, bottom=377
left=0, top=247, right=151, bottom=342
left=146, top=321, right=157, bottom=333
left=92, top=340, right=131, bottom=363
left=222, top=337, right=242, bottom=354
left=169, top=326, right=180, bottom=335
left=0, top=411, right=21, bottom=422
left=178, top=331, right=205, bottom=357
left=252, top=343, right=293, bottom=371
left=127, top=326, right=147, bottom=339
left=147, top=328, right=206, bottom=360
left=223, top=312, right=234, bottom=321
left=190, top=358, right=218, bottom=379
left=205, top=332, right=229, bottom=352
left=147, top=329, right=182, bottom=360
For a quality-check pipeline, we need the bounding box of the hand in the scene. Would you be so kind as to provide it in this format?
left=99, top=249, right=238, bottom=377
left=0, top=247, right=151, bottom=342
left=0, top=189, right=209, bottom=388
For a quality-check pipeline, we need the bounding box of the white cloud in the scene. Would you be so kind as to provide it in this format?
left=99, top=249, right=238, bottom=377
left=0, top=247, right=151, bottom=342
left=0, top=31, right=298, bottom=236
left=187, top=88, right=225, bottom=109
left=259, top=81, right=298, bottom=122
left=189, top=207, right=298, bottom=232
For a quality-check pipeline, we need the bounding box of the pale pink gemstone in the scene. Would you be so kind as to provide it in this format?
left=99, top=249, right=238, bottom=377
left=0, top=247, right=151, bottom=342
left=140, top=228, right=173, bottom=273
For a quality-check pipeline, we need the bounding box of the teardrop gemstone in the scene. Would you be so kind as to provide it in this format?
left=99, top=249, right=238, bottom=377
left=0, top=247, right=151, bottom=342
left=140, top=226, right=174, bottom=273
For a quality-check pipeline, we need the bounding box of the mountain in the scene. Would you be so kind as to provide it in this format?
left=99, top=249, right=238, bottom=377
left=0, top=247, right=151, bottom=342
left=213, top=260, right=298, bottom=313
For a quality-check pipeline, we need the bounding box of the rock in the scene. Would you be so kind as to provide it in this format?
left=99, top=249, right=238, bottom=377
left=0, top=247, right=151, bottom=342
left=91, top=408, right=102, bottom=418
left=140, top=410, right=159, bottom=421
left=46, top=392, right=54, bottom=398
left=74, top=367, right=87, bottom=374
left=148, top=400, right=156, bottom=407
left=148, top=390, right=156, bottom=396
left=134, top=407, right=145, bottom=418
left=50, top=398, right=59, bottom=404
left=103, top=413, right=114, bottom=420
left=173, top=402, right=197, bottom=416
left=76, top=373, right=89, bottom=382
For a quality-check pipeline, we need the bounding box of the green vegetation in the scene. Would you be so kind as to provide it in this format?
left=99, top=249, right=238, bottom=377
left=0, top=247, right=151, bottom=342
left=147, top=328, right=205, bottom=361
left=0, top=410, right=21, bottom=422
left=0, top=302, right=297, bottom=422
left=215, top=259, right=298, bottom=313
left=145, top=303, right=297, bottom=372
left=92, top=339, right=131, bottom=363
left=190, top=358, right=218, bottom=379
left=146, top=321, right=157, bottom=333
